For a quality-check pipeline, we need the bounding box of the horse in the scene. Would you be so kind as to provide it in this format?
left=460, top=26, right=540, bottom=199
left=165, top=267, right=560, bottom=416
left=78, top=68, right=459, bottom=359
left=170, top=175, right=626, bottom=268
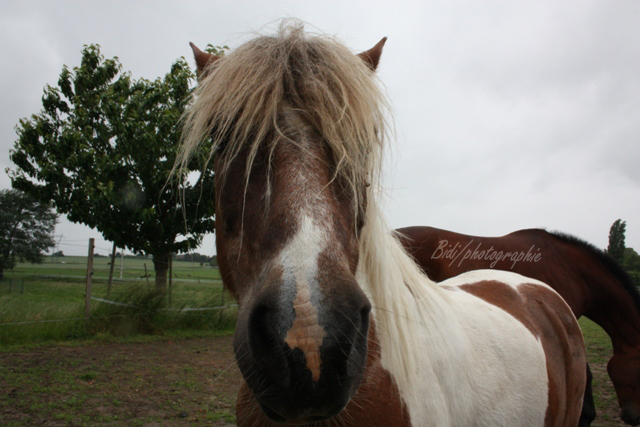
left=179, top=23, right=586, bottom=426
left=396, top=225, right=640, bottom=425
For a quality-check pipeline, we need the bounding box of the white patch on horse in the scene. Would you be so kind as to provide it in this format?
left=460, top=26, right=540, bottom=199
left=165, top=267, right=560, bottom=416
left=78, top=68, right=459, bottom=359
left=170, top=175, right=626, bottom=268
left=427, top=270, right=551, bottom=426
left=441, top=269, right=552, bottom=291
left=279, top=215, right=328, bottom=382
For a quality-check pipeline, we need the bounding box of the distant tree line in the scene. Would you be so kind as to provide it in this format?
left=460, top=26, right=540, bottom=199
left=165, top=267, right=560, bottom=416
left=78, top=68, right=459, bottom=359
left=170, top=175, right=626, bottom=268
left=171, top=252, right=217, bottom=267
left=607, top=219, right=640, bottom=284
left=47, top=250, right=218, bottom=267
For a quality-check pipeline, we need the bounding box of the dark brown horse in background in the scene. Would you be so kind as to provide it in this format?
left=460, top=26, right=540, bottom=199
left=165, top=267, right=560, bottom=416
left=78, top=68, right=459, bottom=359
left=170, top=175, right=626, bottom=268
left=397, top=226, right=640, bottom=426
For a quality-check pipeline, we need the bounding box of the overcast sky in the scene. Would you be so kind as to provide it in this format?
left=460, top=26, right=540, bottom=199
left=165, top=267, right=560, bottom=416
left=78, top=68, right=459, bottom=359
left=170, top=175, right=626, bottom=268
left=1, top=0, right=638, bottom=256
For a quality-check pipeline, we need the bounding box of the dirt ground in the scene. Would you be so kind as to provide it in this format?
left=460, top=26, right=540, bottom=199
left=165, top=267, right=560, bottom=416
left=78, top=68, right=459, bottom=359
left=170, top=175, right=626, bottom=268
left=0, top=335, right=241, bottom=426
left=0, top=333, right=628, bottom=427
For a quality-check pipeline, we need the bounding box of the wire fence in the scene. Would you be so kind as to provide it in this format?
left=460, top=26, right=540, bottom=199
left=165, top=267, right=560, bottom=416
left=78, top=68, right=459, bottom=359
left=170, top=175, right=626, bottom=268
left=49, top=234, right=216, bottom=262
left=6, top=255, right=221, bottom=285
left=0, top=255, right=236, bottom=345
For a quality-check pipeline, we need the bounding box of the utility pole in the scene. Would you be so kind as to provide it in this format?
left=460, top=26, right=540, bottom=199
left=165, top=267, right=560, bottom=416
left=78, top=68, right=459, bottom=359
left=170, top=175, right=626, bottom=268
left=54, top=234, right=63, bottom=263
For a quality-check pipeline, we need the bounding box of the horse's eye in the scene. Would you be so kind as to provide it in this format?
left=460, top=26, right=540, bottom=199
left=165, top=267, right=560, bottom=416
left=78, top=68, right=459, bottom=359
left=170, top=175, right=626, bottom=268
left=210, top=125, right=229, bottom=154
left=215, top=141, right=226, bottom=153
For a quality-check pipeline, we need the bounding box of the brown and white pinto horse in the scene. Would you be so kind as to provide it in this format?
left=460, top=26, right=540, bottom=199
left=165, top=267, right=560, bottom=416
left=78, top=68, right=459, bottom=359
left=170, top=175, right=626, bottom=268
left=397, top=225, right=640, bottom=425
left=180, top=23, right=586, bottom=426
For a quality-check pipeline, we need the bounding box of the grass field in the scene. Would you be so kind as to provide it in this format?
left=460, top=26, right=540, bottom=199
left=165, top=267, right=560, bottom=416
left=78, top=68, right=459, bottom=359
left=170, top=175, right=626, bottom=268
left=0, top=257, right=232, bottom=345
left=6, top=255, right=221, bottom=282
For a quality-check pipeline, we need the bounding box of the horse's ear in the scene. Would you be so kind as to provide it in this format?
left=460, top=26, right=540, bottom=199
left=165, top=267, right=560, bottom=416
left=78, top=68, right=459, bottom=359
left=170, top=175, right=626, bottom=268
left=358, top=37, right=387, bottom=71
left=190, top=42, right=220, bottom=77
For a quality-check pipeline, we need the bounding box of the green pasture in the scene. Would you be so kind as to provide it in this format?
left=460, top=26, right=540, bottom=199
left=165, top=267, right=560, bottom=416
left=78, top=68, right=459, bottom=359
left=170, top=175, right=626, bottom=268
left=0, top=257, right=233, bottom=345
left=7, top=255, right=221, bottom=282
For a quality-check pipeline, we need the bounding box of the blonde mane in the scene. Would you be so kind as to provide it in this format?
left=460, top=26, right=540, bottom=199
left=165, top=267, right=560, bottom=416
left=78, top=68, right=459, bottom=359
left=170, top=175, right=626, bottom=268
left=358, top=196, right=453, bottom=407
left=179, top=21, right=390, bottom=214
left=179, top=21, right=448, bottom=412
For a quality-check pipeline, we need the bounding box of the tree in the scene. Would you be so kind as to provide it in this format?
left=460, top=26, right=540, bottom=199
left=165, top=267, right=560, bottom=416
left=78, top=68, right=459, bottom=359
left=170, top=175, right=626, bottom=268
left=622, top=247, right=640, bottom=285
left=607, top=219, right=626, bottom=263
left=623, top=248, right=640, bottom=272
left=0, top=190, right=57, bottom=279
left=9, top=44, right=217, bottom=292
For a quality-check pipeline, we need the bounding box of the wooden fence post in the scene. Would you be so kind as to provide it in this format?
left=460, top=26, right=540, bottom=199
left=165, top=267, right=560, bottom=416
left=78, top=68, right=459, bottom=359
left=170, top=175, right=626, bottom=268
left=107, top=242, right=116, bottom=298
left=169, top=255, right=173, bottom=307
left=218, top=291, right=225, bottom=326
left=119, top=250, right=124, bottom=279
left=84, top=238, right=95, bottom=325
left=144, top=263, right=150, bottom=291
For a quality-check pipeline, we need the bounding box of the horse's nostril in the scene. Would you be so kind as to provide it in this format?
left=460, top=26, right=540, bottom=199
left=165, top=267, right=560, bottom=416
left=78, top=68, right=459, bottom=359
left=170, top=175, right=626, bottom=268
left=248, top=303, right=291, bottom=388
left=249, top=305, right=273, bottom=354
left=357, top=302, right=371, bottom=342
left=360, top=300, right=372, bottom=322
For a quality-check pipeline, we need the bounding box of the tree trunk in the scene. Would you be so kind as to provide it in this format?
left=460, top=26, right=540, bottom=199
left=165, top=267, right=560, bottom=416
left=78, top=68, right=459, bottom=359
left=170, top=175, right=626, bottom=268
left=152, top=252, right=170, bottom=294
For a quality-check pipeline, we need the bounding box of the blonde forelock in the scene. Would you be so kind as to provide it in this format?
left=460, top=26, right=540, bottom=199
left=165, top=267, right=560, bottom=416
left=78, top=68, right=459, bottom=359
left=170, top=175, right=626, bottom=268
left=179, top=21, right=391, bottom=212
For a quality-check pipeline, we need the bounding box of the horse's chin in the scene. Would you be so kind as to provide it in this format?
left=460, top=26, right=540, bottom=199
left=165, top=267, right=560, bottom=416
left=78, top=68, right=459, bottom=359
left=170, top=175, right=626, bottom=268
left=241, top=351, right=361, bottom=425
left=257, top=398, right=344, bottom=425
left=281, top=417, right=332, bottom=425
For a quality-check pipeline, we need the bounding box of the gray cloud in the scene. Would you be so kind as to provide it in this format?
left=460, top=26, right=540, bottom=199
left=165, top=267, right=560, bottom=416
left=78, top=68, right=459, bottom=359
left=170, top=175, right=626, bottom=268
left=1, top=0, right=638, bottom=254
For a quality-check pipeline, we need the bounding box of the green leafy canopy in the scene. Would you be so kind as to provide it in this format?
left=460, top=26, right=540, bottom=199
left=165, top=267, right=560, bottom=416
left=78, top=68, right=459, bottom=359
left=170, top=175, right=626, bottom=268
left=9, top=44, right=219, bottom=287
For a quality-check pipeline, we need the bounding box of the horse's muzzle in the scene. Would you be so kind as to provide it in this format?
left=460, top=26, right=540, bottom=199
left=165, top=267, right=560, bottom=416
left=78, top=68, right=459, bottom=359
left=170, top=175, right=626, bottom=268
left=234, top=285, right=371, bottom=422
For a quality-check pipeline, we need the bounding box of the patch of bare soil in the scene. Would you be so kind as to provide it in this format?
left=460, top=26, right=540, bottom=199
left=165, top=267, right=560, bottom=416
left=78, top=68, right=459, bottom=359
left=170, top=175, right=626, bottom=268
left=0, top=335, right=240, bottom=426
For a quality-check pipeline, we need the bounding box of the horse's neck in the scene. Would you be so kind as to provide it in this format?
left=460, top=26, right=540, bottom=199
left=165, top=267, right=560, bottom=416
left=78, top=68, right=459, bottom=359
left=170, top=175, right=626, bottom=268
left=579, top=257, right=640, bottom=349
left=357, top=206, right=460, bottom=410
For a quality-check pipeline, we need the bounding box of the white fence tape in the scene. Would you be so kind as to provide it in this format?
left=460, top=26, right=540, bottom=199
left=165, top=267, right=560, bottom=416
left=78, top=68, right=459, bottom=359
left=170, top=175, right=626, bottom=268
left=90, top=296, right=237, bottom=312
left=90, top=297, right=135, bottom=307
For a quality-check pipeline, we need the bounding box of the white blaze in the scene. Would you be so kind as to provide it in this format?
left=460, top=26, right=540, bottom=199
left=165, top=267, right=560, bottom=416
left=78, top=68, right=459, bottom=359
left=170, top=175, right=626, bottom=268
left=279, top=215, right=329, bottom=381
